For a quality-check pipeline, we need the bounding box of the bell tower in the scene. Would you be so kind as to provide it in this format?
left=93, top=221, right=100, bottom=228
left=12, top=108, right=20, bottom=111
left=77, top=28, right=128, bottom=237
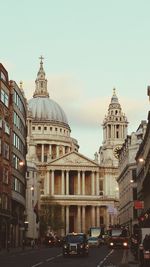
left=100, top=89, right=128, bottom=165
left=99, top=89, right=128, bottom=199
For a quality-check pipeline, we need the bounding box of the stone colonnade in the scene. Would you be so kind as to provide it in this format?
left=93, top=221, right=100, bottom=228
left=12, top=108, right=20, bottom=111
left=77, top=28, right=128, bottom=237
left=44, top=169, right=100, bottom=196
left=60, top=205, right=107, bottom=235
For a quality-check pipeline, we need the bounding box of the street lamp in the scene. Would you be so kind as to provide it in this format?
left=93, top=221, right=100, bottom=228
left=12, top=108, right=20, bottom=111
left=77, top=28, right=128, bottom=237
left=19, top=160, right=24, bottom=167
left=138, top=158, right=145, bottom=164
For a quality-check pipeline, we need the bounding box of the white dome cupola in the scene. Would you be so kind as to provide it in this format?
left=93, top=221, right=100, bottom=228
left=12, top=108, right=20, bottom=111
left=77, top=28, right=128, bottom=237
left=28, top=57, right=69, bottom=126
left=33, top=56, right=49, bottom=98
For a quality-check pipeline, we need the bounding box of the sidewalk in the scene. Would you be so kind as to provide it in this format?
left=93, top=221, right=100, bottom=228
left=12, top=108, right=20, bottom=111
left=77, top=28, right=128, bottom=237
left=127, top=250, right=139, bottom=267
left=0, top=246, right=33, bottom=255
left=118, top=249, right=139, bottom=267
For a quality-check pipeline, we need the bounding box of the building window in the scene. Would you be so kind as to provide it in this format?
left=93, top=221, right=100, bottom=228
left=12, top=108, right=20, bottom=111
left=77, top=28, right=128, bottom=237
left=3, top=167, right=9, bottom=184
left=0, top=71, right=7, bottom=82
left=55, top=128, right=57, bottom=131
left=132, top=169, right=136, bottom=180
left=4, top=121, right=10, bottom=135
left=0, top=89, right=9, bottom=107
left=50, top=127, right=52, bottom=131
left=3, top=142, right=9, bottom=159
left=2, top=194, right=8, bottom=210
left=44, top=155, right=47, bottom=162
left=32, top=126, right=35, bottom=130
left=44, top=126, right=47, bottom=130
left=38, top=126, right=41, bottom=130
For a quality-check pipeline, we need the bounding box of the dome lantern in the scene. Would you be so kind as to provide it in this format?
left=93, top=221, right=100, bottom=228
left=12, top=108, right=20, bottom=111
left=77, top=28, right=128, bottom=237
left=33, top=56, right=49, bottom=98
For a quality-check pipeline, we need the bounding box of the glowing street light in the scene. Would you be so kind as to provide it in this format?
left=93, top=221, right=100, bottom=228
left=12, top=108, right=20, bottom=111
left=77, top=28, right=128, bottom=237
left=19, top=160, right=24, bottom=166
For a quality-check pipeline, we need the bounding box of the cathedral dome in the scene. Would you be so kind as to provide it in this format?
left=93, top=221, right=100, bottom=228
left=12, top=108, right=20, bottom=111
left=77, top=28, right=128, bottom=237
left=28, top=56, right=69, bottom=126
left=28, top=96, right=68, bottom=124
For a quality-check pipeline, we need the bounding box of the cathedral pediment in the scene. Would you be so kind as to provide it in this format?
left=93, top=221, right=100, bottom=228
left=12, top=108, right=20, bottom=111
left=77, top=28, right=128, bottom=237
left=49, top=151, right=99, bottom=167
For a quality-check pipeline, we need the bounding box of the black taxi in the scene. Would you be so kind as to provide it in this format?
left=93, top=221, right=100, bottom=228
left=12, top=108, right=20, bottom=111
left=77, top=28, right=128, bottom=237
left=62, top=232, right=89, bottom=257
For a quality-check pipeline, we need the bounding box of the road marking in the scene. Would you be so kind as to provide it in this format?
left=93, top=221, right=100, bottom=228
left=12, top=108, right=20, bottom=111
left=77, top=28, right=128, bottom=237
left=46, top=257, right=55, bottom=262
left=56, top=253, right=62, bottom=257
left=31, top=262, right=43, bottom=267
left=121, top=249, right=128, bottom=264
left=97, top=249, right=114, bottom=267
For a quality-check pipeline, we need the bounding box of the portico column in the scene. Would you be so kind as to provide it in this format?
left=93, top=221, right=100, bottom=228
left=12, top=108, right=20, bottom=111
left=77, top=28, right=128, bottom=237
left=46, top=171, right=50, bottom=194
left=51, top=170, right=54, bottom=195
left=82, top=171, right=85, bottom=195
left=62, top=146, right=65, bottom=155
left=44, top=174, right=47, bottom=194
left=77, top=171, right=81, bottom=195
left=61, top=206, right=65, bottom=236
left=82, top=206, right=85, bottom=233
left=66, top=171, right=69, bottom=195
left=96, top=206, right=100, bottom=227
left=77, top=206, right=81, bottom=232
left=91, top=206, right=95, bottom=226
left=56, top=145, right=59, bottom=158
left=96, top=172, right=99, bottom=196
left=66, top=206, right=69, bottom=234
left=41, top=144, right=44, bottom=162
left=106, top=207, right=110, bottom=229
left=91, top=172, right=95, bottom=195
left=61, top=170, right=65, bottom=195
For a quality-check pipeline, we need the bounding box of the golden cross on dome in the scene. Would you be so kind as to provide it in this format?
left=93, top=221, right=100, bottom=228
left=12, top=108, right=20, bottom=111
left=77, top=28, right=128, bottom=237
left=39, top=55, right=44, bottom=63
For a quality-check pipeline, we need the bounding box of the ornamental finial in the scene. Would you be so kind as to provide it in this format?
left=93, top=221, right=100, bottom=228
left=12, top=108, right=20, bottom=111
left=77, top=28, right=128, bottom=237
left=20, top=81, right=23, bottom=89
left=113, top=88, right=116, bottom=95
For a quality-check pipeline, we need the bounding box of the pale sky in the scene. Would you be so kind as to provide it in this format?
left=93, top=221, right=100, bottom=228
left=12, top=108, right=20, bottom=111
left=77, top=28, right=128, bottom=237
left=1, top=0, right=150, bottom=159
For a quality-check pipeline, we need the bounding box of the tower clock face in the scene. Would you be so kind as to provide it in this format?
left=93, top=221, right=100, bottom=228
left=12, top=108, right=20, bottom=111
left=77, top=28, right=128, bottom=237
left=113, top=145, right=122, bottom=159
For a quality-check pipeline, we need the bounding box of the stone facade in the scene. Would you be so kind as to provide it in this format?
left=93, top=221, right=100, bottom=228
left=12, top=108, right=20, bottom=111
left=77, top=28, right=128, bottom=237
left=26, top=59, right=127, bottom=238
left=136, top=110, right=150, bottom=223
left=117, top=121, right=147, bottom=232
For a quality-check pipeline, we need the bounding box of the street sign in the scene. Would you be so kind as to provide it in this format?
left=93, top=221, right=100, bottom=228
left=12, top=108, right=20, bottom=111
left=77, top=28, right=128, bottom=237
left=134, top=200, right=144, bottom=209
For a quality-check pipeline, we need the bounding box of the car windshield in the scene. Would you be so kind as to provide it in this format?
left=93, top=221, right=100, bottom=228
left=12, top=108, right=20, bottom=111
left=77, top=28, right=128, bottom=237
left=66, top=235, right=85, bottom=243
left=88, top=237, right=98, bottom=240
left=109, top=229, right=128, bottom=237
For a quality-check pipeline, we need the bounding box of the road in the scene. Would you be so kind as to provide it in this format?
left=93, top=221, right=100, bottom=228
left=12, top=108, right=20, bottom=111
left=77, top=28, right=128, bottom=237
left=0, top=245, right=130, bottom=267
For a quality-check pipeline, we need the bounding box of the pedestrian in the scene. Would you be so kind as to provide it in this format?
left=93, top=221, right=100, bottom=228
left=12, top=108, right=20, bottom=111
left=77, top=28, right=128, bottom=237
left=31, top=239, right=35, bottom=249
left=143, top=234, right=150, bottom=267
left=7, top=240, right=10, bottom=252
left=22, top=239, right=25, bottom=250
left=143, top=234, right=149, bottom=250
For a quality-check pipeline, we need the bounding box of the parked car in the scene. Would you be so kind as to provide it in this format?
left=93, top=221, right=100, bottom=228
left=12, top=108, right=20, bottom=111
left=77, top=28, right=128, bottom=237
left=62, top=233, right=89, bottom=257
left=87, top=236, right=100, bottom=247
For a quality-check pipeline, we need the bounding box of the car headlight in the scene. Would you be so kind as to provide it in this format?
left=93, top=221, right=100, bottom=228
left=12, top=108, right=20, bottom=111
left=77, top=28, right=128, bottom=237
left=123, top=242, right=128, bottom=247
left=110, top=242, right=114, bottom=246
left=63, top=244, right=68, bottom=249
left=80, top=244, right=84, bottom=248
